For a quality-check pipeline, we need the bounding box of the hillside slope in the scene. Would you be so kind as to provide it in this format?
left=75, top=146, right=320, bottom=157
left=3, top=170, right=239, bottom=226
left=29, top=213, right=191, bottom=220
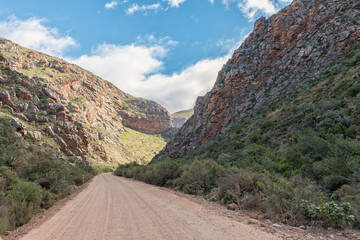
left=116, top=40, right=360, bottom=230
left=158, top=0, right=360, bottom=157
left=116, top=0, right=360, bottom=230
left=171, top=109, right=194, bottom=128
left=0, top=38, right=172, bottom=163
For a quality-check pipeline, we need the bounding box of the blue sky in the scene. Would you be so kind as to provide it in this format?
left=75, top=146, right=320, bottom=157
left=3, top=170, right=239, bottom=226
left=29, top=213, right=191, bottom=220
left=0, top=0, right=291, bottom=112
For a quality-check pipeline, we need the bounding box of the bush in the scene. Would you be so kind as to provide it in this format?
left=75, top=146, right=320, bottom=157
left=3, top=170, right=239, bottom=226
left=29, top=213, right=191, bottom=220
left=258, top=174, right=324, bottom=224
left=217, top=169, right=260, bottom=209
left=296, top=102, right=315, bottom=115
left=296, top=133, right=329, bottom=160
left=301, top=201, right=355, bottom=230
left=333, top=184, right=360, bottom=229
left=174, top=159, right=224, bottom=195
left=0, top=202, right=10, bottom=234
left=348, top=84, right=360, bottom=97
left=0, top=155, right=16, bottom=168
left=8, top=181, right=44, bottom=226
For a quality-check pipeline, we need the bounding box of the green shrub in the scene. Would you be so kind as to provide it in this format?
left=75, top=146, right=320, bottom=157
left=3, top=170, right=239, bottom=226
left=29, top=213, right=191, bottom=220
left=0, top=202, right=11, bottom=234
left=8, top=181, right=44, bottom=226
left=301, top=201, right=355, bottom=230
left=174, top=159, right=224, bottom=195
left=258, top=174, right=324, bottom=224
left=296, top=133, right=329, bottom=160
left=217, top=169, right=260, bottom=208
left=348, top=85, right=360, bottom=97
left=0, top=155, right=16, bottom=168
left=333, top=184, right=360, bottom=229
left=296, top=102, right=315, bottom=115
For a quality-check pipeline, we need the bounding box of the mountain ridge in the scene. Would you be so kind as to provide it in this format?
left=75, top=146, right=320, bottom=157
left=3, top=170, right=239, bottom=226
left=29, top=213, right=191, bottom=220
left=0, top=37, right=172, bottom=163
left=158, top=0, right=360, bottom=158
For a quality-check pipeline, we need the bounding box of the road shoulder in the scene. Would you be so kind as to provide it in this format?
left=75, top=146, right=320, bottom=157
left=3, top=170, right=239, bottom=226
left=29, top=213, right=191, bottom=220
left=3, top=177, right=95, bottom=240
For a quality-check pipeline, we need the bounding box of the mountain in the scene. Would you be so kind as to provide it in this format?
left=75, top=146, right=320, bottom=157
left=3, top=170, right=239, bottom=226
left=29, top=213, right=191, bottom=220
left=116, top=0, right=360, bottom=229
left=171, top=109, right=194, bottom=128
left=0, top=38, right=173, bottom=164
left=158, top=0, right=360, bottom=158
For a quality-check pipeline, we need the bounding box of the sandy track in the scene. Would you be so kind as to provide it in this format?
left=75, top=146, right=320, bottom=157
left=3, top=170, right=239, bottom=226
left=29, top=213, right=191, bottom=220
left=19, top=173, right=280, bottom=240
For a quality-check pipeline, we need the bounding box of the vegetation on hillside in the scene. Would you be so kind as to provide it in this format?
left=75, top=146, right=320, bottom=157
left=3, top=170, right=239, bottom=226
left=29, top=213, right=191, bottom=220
left=117, top=127, right=167, bottom=163
left=171, top=109, right=194, bottom=119
left=0, top=114, right=96, bottom=234
left=115, top=45, right=360, bottom=230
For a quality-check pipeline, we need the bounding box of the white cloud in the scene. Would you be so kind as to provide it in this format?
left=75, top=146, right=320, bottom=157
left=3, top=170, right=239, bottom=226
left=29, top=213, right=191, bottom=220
left=69, top=43, right=166, bottom=91
left=127, top=3, right=161, bottom=15
left=0, top=15, right=76, bottom=56
left=166, top=0, right=187, bottom=8
left=105, top=1, right=118, bottom=9
left=140, top=55, right=229, bottom=112
left=237, top=0, right=277, bottom=20
left=209, top=0, right=215, bottom=5
left=218, top=0, right=279, bottom=20
left=136, top=34, right=178, bottom=47
left=222, top=0, right=230, bottom=9
left=69, top=41, right=229, bottom=112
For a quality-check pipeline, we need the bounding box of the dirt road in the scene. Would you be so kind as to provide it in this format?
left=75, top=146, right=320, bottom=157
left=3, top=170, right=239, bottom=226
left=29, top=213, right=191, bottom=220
left=18, top=173, right=281, bottom=240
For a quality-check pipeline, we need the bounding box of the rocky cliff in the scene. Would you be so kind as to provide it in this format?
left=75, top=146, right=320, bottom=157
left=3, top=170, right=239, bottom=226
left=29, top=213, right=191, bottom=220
left=0, top=38, right=172, bottom=163
left=158, top=0, right=360, bottom=157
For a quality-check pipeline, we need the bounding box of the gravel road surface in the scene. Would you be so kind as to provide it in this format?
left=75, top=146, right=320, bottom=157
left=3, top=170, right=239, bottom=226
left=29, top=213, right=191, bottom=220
left=20, top=173, right=279, bottom=240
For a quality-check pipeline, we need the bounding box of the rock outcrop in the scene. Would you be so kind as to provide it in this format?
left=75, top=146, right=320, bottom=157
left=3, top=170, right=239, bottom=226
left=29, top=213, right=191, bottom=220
left=120, top=98, right=172, bottom=133
left=158, top=0, right=360, bottom=158
left=0, top=38, right=173, bottom=163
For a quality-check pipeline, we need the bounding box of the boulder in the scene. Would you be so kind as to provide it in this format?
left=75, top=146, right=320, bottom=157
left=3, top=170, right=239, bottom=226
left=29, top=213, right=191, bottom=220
left=3, top=105, right=14, bottom=114
left=10, top=118, right=27, bottom=136
left=28, top=131, right=42, bottom=140
left=15, top=113, right=29, bottom=122
left=44, top=126, right=55, bottom=136
left=25, top=114, right=38, bottom=122
left=56, top=111, right=66, bottom=121
left=0, top=91, right=12, bottom=106
left=227, top=203, right=238, bottom=211
left=62, top=122, right=73, bottom=134
left=16, top=88, right=32, bottom=100
left=37, top=58, right=49, bottom=67
left=26, top=102, right=39, bottom=114
left=21, top=103, right=29, bottom=112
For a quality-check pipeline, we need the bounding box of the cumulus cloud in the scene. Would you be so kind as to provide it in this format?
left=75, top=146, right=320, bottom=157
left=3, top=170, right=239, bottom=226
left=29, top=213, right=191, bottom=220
left=238, top=0, right=277, bottom=20
left=69, top=43, right=166, bottom=91
left=139, top=55, right=229, bottom=112
left=165, top=0, right=187, bottom=7
left=0, top=15, right=76, bottom=56
left=69, top=42, right=229, bottom=112
left=105, top=1, right=118, bottom=9
left=217, top=0, right=286, bottom=20
left=127, top=3, right=161, bottom=15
